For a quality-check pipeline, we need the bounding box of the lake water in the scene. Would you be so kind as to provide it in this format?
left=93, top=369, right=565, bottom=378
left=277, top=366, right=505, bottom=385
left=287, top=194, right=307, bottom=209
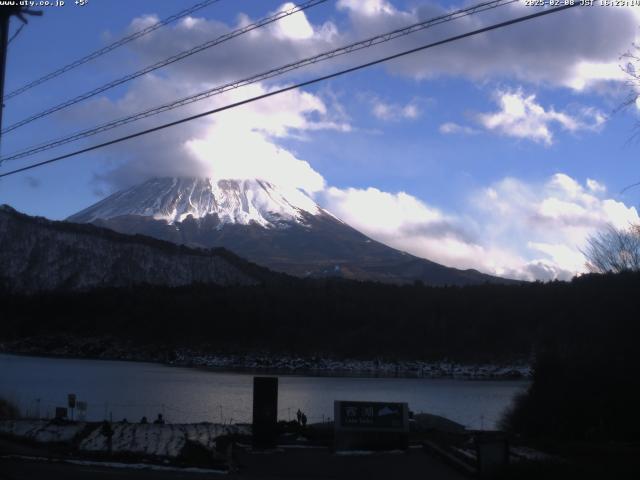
left=0, top=354, right=528, bottom=430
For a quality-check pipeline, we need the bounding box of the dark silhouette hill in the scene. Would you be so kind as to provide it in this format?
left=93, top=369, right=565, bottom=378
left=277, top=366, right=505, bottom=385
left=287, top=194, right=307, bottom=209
left=0, top=204, right=278, bottom=293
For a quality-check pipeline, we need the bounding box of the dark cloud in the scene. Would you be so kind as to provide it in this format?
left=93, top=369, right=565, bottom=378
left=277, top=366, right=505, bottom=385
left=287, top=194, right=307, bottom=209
left=124, top=2, right=637, bottom=94
left=338, top=2, right=637, bottom=90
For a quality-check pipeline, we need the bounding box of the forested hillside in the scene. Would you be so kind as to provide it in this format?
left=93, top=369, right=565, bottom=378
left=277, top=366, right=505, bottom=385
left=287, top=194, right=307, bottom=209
left=2, top=272, right=638, bottom=363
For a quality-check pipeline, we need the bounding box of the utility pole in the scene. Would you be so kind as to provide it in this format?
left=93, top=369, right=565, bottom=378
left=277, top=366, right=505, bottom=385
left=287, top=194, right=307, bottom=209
left=0, top=7, right=14, bottom=139
left=0, top=6, right=42, bottom=150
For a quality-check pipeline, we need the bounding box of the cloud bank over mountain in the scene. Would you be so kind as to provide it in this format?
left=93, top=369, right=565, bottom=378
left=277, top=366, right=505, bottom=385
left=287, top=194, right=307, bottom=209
left=319, top=174, right=639, bottom=281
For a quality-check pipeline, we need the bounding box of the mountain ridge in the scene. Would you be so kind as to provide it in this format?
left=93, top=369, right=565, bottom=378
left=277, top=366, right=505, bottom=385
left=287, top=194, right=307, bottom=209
left=67, top=177, right=514, bottom=286
left=0, top=204, right=277, bottom=293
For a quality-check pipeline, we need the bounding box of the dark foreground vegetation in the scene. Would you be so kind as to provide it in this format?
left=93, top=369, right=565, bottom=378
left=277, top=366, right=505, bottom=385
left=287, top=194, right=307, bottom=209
left=1, top=271, right=638, bottom=361
left=2, top=271, right=639, bottom=444
left=0, top=397, right=20, bottom=420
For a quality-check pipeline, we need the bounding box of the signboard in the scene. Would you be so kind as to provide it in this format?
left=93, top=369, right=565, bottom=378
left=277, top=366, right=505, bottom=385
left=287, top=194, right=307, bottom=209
left=68, top=394, right=77, bottom=409
left=337, top=401, right=407, bottom=430
left=334, top=400, right=409, bottom=451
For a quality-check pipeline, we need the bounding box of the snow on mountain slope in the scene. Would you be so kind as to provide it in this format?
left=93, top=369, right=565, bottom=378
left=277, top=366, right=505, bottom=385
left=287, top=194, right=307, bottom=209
left=67, top=177, right=513, bottom=286
left=68, top=178, right=326, bottom=228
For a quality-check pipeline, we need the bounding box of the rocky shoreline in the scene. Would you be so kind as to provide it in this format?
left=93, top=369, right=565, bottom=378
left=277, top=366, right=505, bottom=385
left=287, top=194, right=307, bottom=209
left=175, top=351, right=531, bottom=380
left=0, top=336, right=531, bottom=380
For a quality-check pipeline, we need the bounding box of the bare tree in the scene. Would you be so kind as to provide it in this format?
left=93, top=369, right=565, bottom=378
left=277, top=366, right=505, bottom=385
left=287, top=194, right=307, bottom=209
left=620, top=42, right=639, bottom=115
left=584, top=224, right=640, bottom=274
left=616, top=41, right=640, bottom=195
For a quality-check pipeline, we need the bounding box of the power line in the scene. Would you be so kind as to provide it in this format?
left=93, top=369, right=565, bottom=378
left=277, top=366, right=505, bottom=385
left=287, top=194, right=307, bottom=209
left=1, top=0, right=329, bottom=135
left=0, top=3, right=579, bottom=180
left=620, top=181, right=640, bottom=194
left=1, top=0, right=223, bottom=102
left=7, top=23, right=25, bottom=45
left=0, top=0, right=518, bottom=163
left=1, top=6, right=43, bottom=152
left=0, top=0, right=515, bottom=157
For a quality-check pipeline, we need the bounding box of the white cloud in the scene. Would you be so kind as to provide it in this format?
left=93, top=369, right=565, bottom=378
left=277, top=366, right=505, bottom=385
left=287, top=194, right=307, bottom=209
left=501, top=260, right=574, bottom=284
left=586, top=178, right=606, bottom=194
left=371, top=98, right=421, bottom=121
left=318, top=174, right=639, bottom=281
left=318, top=186, right=486, bottom=271
left=318, top=185, right=524, bottom=276
left=63, top=2, right=361, bottom=194
left=567, top=61, right=629, bottom=91
left=321, top=186, right=442, bottom=234
left=51, top=3, right=368, bottom=195
left=337, top=0, right=397, bottom=16
left=127, top=14, right=159, bottom=33
left=126, top=2, right=639, bottom=96
left=74, top=73, right=347, bottom=193
left=85, top=1, right=630, bottom=179
left=439, top=122, right=477, bottom=135
left=476, top=89, right=606, bottom=145
left=122, top=4, right=340, bottom=89
left=402, top=103, right=420, bottom=119
left=185, top=124, right=326, bottom=194
left=527, top=242, right=586, bottom=276
left=271, top=2, right=315, bottom=40
left=336, top=2, right=640, bottom=92
left=474, top=174, right=639, bottom=278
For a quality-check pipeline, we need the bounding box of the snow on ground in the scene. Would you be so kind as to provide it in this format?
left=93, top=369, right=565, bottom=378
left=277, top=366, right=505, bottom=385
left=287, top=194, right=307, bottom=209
left=79, top=423, right=251, bottom=458
left=0, top=420, right=251, bottom=459
left=0, top=420, right=86, bottom=443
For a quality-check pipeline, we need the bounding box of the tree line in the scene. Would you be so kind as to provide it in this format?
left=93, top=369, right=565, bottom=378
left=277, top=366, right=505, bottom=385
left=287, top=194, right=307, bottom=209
left=1, top=271, right=638, bottom=364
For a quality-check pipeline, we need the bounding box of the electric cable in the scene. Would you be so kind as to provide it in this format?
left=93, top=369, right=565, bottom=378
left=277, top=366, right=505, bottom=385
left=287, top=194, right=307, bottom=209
left=1, top=0, right=329, bottom=134
left=0, top=0, right=520, bottom=162
left=0, top=3, right=580, bottom=179
left=2, top=0, right=224, bottom=101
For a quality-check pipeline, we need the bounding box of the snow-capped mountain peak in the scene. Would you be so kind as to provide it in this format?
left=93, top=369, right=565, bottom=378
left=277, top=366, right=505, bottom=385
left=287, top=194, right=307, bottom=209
left=66, top=177, right=508, bottom=286
left=68, top=178, right=324, bottom=228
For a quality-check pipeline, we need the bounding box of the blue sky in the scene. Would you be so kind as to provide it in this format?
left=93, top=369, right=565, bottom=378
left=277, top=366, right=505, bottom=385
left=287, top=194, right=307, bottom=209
left=1, top=0, right=639, bottom=280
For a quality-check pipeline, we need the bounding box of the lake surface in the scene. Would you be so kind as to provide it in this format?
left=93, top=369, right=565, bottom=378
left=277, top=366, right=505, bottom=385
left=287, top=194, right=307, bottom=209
left=0, top=354, right=528, bottom=430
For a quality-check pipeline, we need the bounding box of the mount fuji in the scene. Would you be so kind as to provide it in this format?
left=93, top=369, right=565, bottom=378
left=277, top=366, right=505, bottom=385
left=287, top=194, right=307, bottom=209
left=68, top=177, right=507, bottom=286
